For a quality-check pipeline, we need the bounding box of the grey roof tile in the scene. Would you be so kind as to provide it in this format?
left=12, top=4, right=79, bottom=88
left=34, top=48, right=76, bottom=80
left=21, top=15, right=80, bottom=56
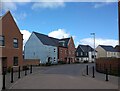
left=99, top=45, right=116, bottom=52
left=33, top=32, right=70, bottom=47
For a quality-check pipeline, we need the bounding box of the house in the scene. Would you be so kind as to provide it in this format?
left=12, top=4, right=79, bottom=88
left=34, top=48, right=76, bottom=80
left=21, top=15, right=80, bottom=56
left=24, top=32, right=76, bottom=64
left=58, top=38, right=69, bottom=63
left=24, top=32, right=58, bottom=64
left=114, top=45, right=120, bottom=58
left=0, top=11, right=23, bottom=68
left=58, top=37, right=76, bottom=64
left=96, top=45, right=118, bottom=58
left=75, top=45, right=97, bottom=63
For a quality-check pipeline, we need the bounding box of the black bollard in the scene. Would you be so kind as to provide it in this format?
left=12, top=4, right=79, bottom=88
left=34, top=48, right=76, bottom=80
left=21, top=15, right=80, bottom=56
left=30, top=65, right=32, bottom=74
left=18, top=66, right=20, bottom=79
left=11, top=67, right=13, bottom=83
left=86, top=65, right=88, bottom=75
left=109, top=64, right=111, bottom=75
left=105, top=69, right=109, bottom=81
left=92, top=66, right=95, bottom=78
left=2, top=68, right=6, bottom=90
left=25, top=66, right=27, bottom=76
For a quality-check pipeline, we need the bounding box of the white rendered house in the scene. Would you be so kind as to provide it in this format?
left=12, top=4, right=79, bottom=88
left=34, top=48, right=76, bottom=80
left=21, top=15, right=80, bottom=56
left=24, top=32, right=58, bottom=64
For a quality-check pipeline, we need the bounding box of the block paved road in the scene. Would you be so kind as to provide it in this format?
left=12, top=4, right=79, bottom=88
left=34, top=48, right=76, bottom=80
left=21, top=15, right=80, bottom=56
left=9, top=63, right=119, bottom=89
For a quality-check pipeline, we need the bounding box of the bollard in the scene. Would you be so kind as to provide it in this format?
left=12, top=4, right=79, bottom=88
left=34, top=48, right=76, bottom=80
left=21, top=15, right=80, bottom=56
left=2, top=68, right=6, bottom=90
left=92, top=66, right=95, bottom=78
left=25, top=66, right=27, bottom=76
left=30, top=65, right=32, bottom=74
left=18, top=66, right=20, bottom=79
left=105, top=69, right=109, bottom=81
left=11, top=67, right=13, bottom=83
left=109, top=64, right=111, bottom=75
left=86, top=65, right=88, bottom=75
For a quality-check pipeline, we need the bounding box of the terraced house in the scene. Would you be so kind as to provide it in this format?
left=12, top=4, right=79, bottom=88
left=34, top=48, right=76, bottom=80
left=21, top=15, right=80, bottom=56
left=0, top=11, right=23, bottom=69
left=24, top=32, right=76, bottom=64
left=96, top=45, right=118, bottom=58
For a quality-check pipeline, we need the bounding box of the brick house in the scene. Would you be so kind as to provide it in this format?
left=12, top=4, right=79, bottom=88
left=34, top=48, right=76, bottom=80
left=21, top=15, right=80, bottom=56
left=66, top=37, right=76, bottom=63
left=58, top=37, right=76, bottom=63
left=0, top=11, right=23, bottom=68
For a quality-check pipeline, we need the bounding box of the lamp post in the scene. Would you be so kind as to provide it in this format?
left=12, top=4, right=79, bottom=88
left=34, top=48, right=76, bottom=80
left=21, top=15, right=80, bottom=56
left=91, top=33, right=95, bottom=62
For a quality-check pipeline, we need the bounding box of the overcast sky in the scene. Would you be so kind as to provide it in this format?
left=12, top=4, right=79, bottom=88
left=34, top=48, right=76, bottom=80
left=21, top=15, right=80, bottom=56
left=1, top=0, right=119, bottom=48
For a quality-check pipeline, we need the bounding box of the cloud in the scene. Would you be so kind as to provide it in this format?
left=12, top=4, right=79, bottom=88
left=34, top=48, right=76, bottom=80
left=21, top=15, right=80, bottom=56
left=78, top=38, right=118, bottom=48
left=48, top=29, right=70, bottom=39
left=93, top=0, right=117, bottom=9
left=1, top=0, right=118, bottom=2
left=20, top=30, right=31, bottom=46
left=32, top=2, right=65, bottom=9
left=1, top=2, right=17, bottom=11
left=17, top=12, right=27, bottom=20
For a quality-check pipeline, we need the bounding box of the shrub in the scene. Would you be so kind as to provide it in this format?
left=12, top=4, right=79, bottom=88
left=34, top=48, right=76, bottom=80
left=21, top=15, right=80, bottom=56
left=7, top=66, right=12, bottom=73
left=22, top=66, right=29, bottom=71
left=83, top=60, right=88, bottom=63
left=58, top=61, right=66, bottom=64
left=46, top=61, right=52, bottom=66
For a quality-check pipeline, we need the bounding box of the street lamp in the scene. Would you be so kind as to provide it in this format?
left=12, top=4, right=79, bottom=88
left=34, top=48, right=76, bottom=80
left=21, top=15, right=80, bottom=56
left=91, top=33, right=95, bottom=62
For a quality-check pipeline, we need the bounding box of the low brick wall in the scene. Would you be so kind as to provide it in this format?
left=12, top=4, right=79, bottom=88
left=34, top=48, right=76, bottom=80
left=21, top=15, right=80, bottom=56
left=23, top=59, right=40, bottom=66
left=96, top=58, right=120, bottom=76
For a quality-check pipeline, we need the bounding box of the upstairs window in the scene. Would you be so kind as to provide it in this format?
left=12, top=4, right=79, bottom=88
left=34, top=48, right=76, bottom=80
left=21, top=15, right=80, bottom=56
left=81, top=52, right=83, bottom=56
left=54, top=49, right=56, bottom=52
left=0, top=35, right=5, bottom=46
left=13, top=38, right=18, bottom=48
left=76, top=52, right=79, bottom=56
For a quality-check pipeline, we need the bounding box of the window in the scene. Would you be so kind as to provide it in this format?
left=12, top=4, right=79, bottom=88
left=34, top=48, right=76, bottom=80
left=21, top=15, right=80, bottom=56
left=65, top=50, right=67, bottom=54
left=13, top=38, right=18, bottom=48
left=54, top=57, right=56, bottom=61
left=13, top=57, right=18, bottom=66
left=81, top=52, right=83, bottom=56
left=54, top=49, right=56, bottom=52
left=77, top=52, right=78, bottom=56
left=69, top=51, right=71, bottom=55
left=0, top=35, right=5, bottom=46
left=60, top=49, right=62, bottom=54
left=73, top=51, right=74, bottom=54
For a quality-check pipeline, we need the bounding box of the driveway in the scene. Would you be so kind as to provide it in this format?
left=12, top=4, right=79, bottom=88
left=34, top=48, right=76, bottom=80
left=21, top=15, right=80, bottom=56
left=9, top=63, right=119, bottom=89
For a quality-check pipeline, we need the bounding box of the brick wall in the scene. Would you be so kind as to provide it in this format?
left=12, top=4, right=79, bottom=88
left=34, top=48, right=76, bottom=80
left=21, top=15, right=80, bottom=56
left=58, top=47, right=68, bottom=62
left=96, top=58, right=120, bottom=76
left=23, top=59, right=40, bottom=66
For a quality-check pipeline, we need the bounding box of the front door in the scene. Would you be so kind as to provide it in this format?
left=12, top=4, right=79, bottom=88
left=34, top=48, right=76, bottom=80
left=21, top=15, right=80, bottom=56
left=2, top=57, right=7, bottom=73
left=2, top=57, right=7, bottom=68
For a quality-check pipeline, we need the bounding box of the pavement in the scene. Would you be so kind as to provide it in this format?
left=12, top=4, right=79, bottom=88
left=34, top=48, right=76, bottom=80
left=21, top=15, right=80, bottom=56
left=0, top=74, right=2, bottom=91
left=7, top=63, right=119, bottom=89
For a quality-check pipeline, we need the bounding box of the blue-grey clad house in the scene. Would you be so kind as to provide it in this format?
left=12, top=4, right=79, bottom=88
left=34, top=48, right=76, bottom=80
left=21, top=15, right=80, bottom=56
left=75, top=45, right=97, bottom=62
left=24, top=32, right=59, bottom=64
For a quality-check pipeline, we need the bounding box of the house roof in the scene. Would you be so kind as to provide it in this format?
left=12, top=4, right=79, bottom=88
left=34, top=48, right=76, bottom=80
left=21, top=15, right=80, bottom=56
left=33, top=32, right=59, bottom=46
left=114, top=45, right=120, bottom=52
left=80, top=45, right=95, bottom=52
left=99, top=45, right=116, bottom=52
left=76, top=45, right=84, bottom=52
left=33, top=32, right=70, bottom=47
left=59, top=38, right=70, bottom=47
left=76, top=45, right=96, bottom=52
